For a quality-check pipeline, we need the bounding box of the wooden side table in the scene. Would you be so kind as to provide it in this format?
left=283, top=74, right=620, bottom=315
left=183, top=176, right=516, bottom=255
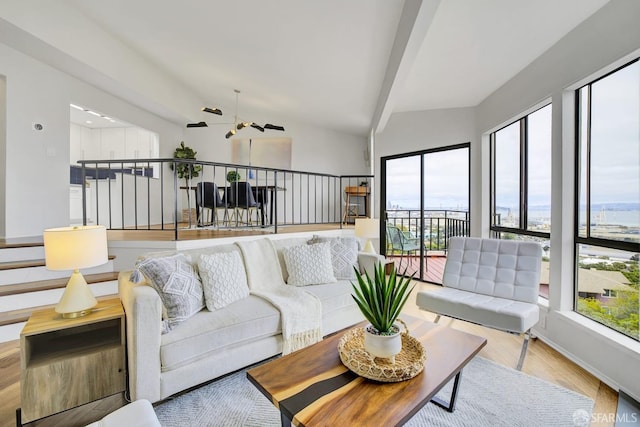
left=18, top=298, right=126, bottom=425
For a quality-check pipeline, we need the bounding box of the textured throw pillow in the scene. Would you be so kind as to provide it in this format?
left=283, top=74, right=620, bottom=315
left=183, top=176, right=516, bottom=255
left=198, top=252, right=250, bottom=311
left=283, top=242, right=337, bottom=286
left=133, top=253, right=204, bottom=333
left=308, top=236, right=359, bottom=280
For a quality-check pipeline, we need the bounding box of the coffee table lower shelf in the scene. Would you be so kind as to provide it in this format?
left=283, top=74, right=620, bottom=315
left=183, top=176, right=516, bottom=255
left=247, top=315, right=486, bottom=426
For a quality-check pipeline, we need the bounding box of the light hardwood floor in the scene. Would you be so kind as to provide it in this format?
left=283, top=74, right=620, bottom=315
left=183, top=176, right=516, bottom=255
left=405, top=282, right=618, bottom=427
left=0, top=282, right=618, bottom=427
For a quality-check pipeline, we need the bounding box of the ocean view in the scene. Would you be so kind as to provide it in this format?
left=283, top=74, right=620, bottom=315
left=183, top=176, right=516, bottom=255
left=388, top=201, right=639, bottom=228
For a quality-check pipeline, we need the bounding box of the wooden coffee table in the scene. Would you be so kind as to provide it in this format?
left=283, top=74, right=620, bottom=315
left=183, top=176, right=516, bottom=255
left=247, top=315, right=487, bottom=426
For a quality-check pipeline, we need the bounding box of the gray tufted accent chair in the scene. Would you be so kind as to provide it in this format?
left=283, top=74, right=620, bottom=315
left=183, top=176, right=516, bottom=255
left=416, top=236, right=542, bottom=370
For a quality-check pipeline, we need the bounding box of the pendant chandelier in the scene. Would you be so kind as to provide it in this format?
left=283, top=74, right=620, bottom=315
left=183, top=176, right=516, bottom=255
left=224, top=89, right=285, bottom=139
left=186, top=106, right=223, bottom=127
left=186, top=89, right=285, bottom=139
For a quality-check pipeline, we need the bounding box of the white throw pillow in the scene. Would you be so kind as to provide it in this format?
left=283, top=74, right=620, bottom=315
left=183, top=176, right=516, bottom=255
left=308, top=236, right=359, bottom=280
left=283, top=242, right=337, bottom=286
left=198, top=252, right=250, bottom=310
left=133, top=253, right=204, bottom=333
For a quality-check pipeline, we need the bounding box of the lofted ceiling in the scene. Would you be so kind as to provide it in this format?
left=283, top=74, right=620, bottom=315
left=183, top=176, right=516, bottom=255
left=6, top=0, right=610, bottom=136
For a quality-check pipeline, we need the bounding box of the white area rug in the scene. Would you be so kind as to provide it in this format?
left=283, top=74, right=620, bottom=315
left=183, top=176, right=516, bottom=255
left=154, top=356, right=593, bottom=427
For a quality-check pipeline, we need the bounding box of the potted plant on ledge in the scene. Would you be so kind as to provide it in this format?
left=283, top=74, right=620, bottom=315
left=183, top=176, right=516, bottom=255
left=351, top=262, right=415, bottom=362
left=170, top=141, right=202, bottom=223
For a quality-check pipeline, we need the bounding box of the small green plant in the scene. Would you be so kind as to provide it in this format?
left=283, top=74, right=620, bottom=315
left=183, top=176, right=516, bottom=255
left=351, top=262, right=415, bottom=334
left=170, top=141, right=202, bottom=207
left=170, top=141, right=201, bottom=179
left=226, top=170, right=241, bottom=183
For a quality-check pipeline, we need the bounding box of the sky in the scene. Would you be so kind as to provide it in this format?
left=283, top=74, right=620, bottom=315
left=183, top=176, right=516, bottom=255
left=386, top=147, right=469, bottom=210
left=587, top=61, right=639, bottom=206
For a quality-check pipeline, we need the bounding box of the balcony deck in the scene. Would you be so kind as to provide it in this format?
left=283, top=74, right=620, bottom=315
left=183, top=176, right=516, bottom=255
left=386, top=254, right=446, bottom=284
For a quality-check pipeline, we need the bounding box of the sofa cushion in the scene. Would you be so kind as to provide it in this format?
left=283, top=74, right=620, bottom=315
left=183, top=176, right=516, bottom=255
left=416, top=287, right=539, bottom=333
left=198, top=252, right=250, bottom=311
left=308, top=236, right=359, bottom=280
left=304, top=280, right=356, bottom=317
left=133, top=253, right=204, bottom=332
left=160, top=295, right=281, bottom=371
left=282, top=242, right=337, bottom=286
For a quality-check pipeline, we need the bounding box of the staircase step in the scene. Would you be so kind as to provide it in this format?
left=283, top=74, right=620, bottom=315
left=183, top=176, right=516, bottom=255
left=0, top=280, right=118, bottom=313
left=0, top=246, right=45, bottom=263
left=0, top=272, right=119, bottom=297
left=0, top=261, right=115, bottom=285
left=0, top=294, right=119, bottom=327
left=0, top=236, right=44, bottom=249
left=0, top=255, right=116, bottom=271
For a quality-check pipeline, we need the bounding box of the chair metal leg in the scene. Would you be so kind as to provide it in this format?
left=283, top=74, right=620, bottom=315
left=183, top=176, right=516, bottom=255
left=434, top=314, right=441, bottom=323
left=516, top=329, right=532, bottom=371
left=398, top=251, right=408, bottom=273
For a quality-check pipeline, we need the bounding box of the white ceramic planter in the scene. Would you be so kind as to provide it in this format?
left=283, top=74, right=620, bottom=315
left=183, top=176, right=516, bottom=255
left=363, top=324, right=402, bottom=363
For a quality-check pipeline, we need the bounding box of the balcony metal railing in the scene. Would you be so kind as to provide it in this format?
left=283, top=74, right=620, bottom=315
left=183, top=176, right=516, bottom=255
left=385, top=209, right=470, bottom=253
left=76, top=158, right=372, bottom=239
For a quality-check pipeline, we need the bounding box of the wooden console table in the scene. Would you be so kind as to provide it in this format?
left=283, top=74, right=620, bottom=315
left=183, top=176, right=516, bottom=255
left=343, top=186, right=370, bottom=224
left=18, top=298, right=126, bottom=424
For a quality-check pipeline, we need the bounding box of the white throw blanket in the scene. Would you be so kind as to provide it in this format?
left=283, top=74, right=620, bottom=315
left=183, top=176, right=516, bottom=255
left=236, top=238, right=322, bottom=355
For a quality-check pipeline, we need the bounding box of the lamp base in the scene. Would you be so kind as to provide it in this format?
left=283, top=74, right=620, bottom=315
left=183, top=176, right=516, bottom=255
left=363, top=239, right=376, bottom=254
left=55, top=270, right=98, bottom=319
left=61, top=309, right=93, bottom=319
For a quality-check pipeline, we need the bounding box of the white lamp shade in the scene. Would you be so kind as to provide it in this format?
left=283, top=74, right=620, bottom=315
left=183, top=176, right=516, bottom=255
left=355, top=218, right=379, bottom=239
left=43, top=225, right=108, bottom=271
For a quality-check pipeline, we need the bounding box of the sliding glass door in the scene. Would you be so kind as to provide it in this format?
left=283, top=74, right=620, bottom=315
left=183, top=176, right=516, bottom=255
left=381, top=143, right=470, bottom=283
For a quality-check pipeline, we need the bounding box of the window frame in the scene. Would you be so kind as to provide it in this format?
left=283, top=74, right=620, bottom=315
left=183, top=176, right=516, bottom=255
left=574, top=57, right=640, bottom=339
left=489, top=104, right=552, bottom=240
left=574, top=57, right=640, bottom=255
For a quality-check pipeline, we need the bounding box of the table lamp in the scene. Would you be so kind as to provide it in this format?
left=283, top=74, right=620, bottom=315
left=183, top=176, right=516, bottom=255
left=355, top=218, right=379, bottom=254
left=43, top=225, right=108, bottom=318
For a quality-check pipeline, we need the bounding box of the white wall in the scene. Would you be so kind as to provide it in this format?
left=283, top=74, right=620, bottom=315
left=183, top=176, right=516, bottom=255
left=374, top=107, right=477, bottom=226
left=184, top=115, right=368, bottom=176
left=0, top=75, right=5, bottom=238
left=0, top=42, right=184, bottom=238
left=475, top=0, right=640, bottom=401
left=2, top=42, right=71, bottom=238
left=0, top=1, right=201, bottom=125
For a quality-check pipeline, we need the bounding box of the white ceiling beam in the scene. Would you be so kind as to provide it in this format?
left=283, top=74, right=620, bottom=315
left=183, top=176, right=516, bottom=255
left=370, top=0, right=440, bottom=135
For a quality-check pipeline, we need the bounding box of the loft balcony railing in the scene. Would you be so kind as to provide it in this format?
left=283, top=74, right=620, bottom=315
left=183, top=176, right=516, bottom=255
left=75, top=158, right=373, bottom=239
left=385, top=209, right=470, bottom=253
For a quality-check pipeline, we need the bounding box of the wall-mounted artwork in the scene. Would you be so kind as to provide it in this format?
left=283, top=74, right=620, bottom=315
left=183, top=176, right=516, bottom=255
left=231, top=137, right=292, bottom=170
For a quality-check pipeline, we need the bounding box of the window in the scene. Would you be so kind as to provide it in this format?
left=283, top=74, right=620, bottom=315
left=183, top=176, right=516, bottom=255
left=490, top=104, right=552, bottom=297
left=382, top=143, right=470, bottom=284
left=491, top=104, right=552, bottom=235
left=576, top=58, right=640, bottom=341
left=603, top=289, right=618, bottom=298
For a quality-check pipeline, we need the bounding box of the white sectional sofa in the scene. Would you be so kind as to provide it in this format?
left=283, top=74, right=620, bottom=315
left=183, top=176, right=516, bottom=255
left=118, top=235, right=383, bottom=403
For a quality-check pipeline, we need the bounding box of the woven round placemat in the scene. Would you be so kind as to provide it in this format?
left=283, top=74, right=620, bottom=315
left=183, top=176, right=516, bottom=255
left=338, top=327, right=426, bottom=382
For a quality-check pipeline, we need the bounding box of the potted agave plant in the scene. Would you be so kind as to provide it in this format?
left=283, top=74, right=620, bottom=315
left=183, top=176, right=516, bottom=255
left=351, top=262, right=415, bottom=362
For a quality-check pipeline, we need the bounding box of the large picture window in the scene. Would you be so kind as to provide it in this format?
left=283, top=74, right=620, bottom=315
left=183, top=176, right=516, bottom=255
left=490, top=104, right=552, bottom=297
left=576, top=58, right=640, bottom=341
